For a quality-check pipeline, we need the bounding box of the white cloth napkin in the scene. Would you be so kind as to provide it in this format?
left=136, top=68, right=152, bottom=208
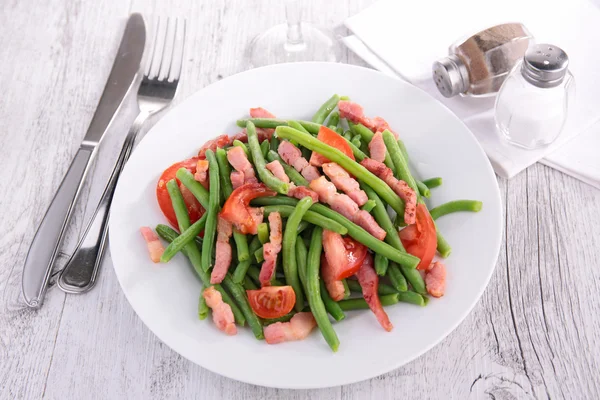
left=343, top=0, right=600, bottom=188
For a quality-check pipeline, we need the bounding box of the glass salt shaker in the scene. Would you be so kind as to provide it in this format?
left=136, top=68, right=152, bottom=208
left=495, top=44, right=575, bottom=149
left=432, top=23, right=533, bottom=98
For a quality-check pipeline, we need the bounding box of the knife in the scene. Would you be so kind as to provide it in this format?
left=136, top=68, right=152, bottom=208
left=21, top=14, right=146, bottom=308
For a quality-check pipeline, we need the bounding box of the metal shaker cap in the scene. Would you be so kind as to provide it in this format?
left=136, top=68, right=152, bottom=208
left=432, top=55, right=470, bottom=97
left=521, top=44, right=569, bottom=88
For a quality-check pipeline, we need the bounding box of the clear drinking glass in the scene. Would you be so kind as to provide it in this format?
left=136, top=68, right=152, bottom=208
left=249, top=0, right=341, bottom=67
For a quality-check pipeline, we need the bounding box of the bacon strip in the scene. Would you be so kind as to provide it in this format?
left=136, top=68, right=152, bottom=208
left=264, top=312, right=317, bottom=344
left=278, top=141, right=321, bottom=182
left=203, top=286, right=237, bottom=335
left=259, top=212, right=283, bottom=286
left=140, top=227, right=164, bottom=263
left=425, top=262, right=446, bottom=298
left=368, top=132, right=386, bottom=163
left=321, top=162, right=368, bottom=206
left=210, top=217, right=233, bottom=284
left=355, top=254, right=393, bottom=332
left=360, top=158, right=417, bottom=225
left=338, top=100, right=397, bottom=137
left=194, top=159, right=210, bottom=189
left=227, top=146, right=257, bottom=185
left=266, top=160, right=319, bottom=203
left=198, top=134, right=231, bottom=159
left=309, top=176, right=386, bottom=240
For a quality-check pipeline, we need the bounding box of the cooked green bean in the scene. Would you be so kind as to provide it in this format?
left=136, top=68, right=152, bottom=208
left=343, top=137, right=367, bottom=161
left=343, top=130, right=353, bottom=141
left=242, top=276, right=258, bottom=290
left=338, top=294, right=400, bottom=310
left=232, top=139, right=250, bottom=157
left=399, top=264, right=426, bottom=295
left=266, top=150, right=309, bottom=186
left=327, top=111, right=340, bottom=127
left=296, top=237, right=309, bottom=294
left=260, top=139, right=269, bottom=158
left=200, top=150, right=220, bottom=272
left=198, top=293, right=209, bottom=320
left=235, top=118, right=321, bottom=134
left=253, top=196, right=419, bottom=269
left=360, top=199, right=376, bottom=212
left=387, top=262, right=408, bottom=292
left=423, top=177, right=443, bottom=189
left=342, top=279, right=351, bottom=299
left=262, top=311, right=296, bottom=326
left=342, top=287, right=426, bottom=307
left=222, top=274, right=264, bottom=339
left=312, top=94, right=340, bottom=124
left=382, top=129, right=418, bottom=193
left=296, top=220, right=310, bottom=234
left=257, top=222, right=269, bottom=244
left=254, top=246, right=264, bottom=263
left=270, top=135, right=279, bottom=152
left=287, top=121, right=308, bottom=148
left=346, top=279, right=398, bottom=296
left=262, top=205, right=347, bottom=235
left=374, top=253, right=389, bottom=276
left=288, top=120, right=310, bottom=134
left=429, top=200, right=483, bottom=220
left=160, top=213, right=207, bottom=263
left=416, top=180, right=431, bottom=198
left=351, top=135, right=362, bottom=149
left=232, top=236, right=262, bottom=283
left=216, top=148, right=249, bottom=262
left=176, top=168, right=209, bottom=209
left=307, top=227, right=341, bottom=351
left=247, top=121, right=289, bottom=194
left=282, top=197, right=312, bottom=311
left=155, top=224, right=246, bottom=326
left=275, top=126, right=407, bottom=215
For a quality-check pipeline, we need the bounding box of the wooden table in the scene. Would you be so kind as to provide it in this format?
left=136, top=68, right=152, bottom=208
left=1, top=1, right=599, bottom=398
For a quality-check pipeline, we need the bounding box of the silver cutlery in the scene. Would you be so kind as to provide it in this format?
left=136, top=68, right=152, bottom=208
left=57, top=17, right=186, bottom=294
left=21, top=14, right=146, bottom=308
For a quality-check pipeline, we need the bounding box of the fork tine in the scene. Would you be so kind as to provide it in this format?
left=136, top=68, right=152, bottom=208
left=158, top=18, right=176, bottom=81
left=149, top=17, right=169, bottom=79
left=143, top=16, right=161, bottom=77
left=168, top=18, right=186, bottom=82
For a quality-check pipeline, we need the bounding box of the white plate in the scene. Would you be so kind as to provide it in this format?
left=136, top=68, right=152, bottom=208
left=109, top=62, right=502, bottom=389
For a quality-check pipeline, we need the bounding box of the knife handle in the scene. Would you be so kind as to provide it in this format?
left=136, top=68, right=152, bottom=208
left=21, top=146, right=95, bottom=308
left=57, top=131, right=136, bottom=293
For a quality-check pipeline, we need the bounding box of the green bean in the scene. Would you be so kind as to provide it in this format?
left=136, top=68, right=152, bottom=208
left=296, top=220, right=310, bottom=234
left=282, top=197, right=312, bottom=311
left=266, top=150, right=309, bottom=186
left=242, top=276, right=258, bottom=290
left=335, top=127, right=344, bottom=135
left=342, top=279, right=351, bottom=299
left=397, top=138, right=410, bottom=163
left=254, top=247, right=264, bottom=263
left=416, top=180, right=431, bottom=198
left=346, top=279, right=398, bottom=296
left=275, top=126, right=407, bottom=215
left=296, top=237, right=309, bottom=294
left=270, top=135, right=279, bottom=152
left=288, top=120, right=310, bottom=134
left=343, top=137, right=367, bottom=161
left=155, top=224, right=246, bottom=326
left=423, top=177, right=443, bottom=189
left=399, top=264, right=426, bottom=295
left=387, top=262, right=408, bottom=291
left=351, top=135, right=362, bottom=149
left=260, top=139, right=269, bottom=158
left=436, top=231, right=452, bottom=258
left=247, top=121, right=289, bottom=194
left=232, top=236, right=262, bottom=283
left=262, top=205, right=348, bottom=235
left=262, top=311, right=296, bottom=326
left=382, top=130, right=418, bottom=193
left=340, top=95, right=350, bottom=101
left=374, top=253, right=389, bottom=276
left=222, top=274, right=264, bottom=339
left=307, top=227, right=341, bottom=351
left=327, top=111, right=340, bottom=127
left=200, top=150, right=220, bottom=272
left=253, top=196, right=419, bottom=269
left=216, top=148, right=249, bottom=262
left=312, top=94, right=340, bottom=124
left=232, top=139, right=250, bottom=156
left=247, top=264, right=284, bottom=287
left=257, top=222, right=269, bottom=244
left=360, top=199, right=376, bottom=212
left=160, top=214, right=207, bottom=263
left=176, top=168, right=209, bottom=209
left=198, top=293, right=209, bottom=320
left=338, top=294, right=400, bottom=310
left=235, top=118, right=321, bottom=134
left=429, top=200, right=483, bottom=220
left=343, top=130, right=353, bottom=141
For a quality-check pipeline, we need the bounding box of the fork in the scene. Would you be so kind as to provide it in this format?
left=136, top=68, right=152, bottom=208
left=56, top=17, right=186, bottom=293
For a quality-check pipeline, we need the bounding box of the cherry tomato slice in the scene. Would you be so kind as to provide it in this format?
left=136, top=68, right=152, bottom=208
left=247, top=286, right=296, bottom=319
left=336, top=237, right=368, bottom=279
left=220, top=183, right=276, bottom=234
left=399, top=204, right=437, bottom=270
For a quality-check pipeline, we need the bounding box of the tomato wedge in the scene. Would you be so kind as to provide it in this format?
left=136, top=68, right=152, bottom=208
left=337, top=237, right=368, bottom=279
left=311, top=126, right=355, bottom=166
left=220, top=183, right=276, bottom=234
left=399, top=203, right=437, bottom=270
left=247, top=286, right=296, bottom=319
left=156, top=158, right=204, bottom=228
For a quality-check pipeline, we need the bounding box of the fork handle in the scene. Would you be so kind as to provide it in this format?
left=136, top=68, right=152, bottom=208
left=57, top=112, right=147, bottom=293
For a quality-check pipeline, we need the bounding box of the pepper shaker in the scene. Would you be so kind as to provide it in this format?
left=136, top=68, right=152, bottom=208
left=494, top=43, right=575, bottom=149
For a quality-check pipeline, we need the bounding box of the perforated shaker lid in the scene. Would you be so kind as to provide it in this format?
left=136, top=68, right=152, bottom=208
left=432, top=55, right=470, bottom=98
left=521, top=44, right=569, bottom=88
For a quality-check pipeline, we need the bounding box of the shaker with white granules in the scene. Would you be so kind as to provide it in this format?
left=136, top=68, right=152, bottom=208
left=494, top=44, right=575, bottom=150
left=432, top=23, right=533, bottom=98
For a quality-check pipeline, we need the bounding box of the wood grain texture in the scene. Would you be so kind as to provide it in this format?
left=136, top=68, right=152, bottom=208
left=1, top=0, right=599, bottom=399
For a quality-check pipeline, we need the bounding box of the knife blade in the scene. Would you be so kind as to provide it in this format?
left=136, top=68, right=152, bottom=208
left=21, top=14, right=146, bottom=308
